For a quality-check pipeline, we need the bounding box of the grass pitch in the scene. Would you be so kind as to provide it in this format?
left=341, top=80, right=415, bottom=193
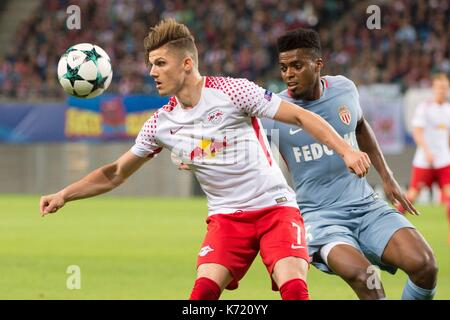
left=0, top=195, right=448, bottom=299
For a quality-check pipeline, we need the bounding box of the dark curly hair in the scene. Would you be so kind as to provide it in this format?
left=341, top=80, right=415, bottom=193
left=277, top=28, right=321, bottom=58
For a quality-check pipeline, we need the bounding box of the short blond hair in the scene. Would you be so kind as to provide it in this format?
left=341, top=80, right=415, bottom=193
left=432, top=73, right=449, bottom=83
left=144, top=18, right=198, bottom=66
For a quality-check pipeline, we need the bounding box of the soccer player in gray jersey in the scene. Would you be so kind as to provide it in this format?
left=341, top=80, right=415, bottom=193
left=262, top=29, right=438, bottom=300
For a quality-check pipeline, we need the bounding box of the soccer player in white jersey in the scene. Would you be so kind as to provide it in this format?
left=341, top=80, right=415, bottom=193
left=401, top=73, right=450, bottom=243
left=39, top=19, right=371, bottom=300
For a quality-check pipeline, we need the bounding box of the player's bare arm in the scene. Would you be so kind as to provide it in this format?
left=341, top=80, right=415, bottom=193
left=356, top=117, right=419, bottom=215
left=274, top=100, right=371, bottom=177
left=39, top=151, right=151, bottom=216
left=412, top=127, right=434, bottom=165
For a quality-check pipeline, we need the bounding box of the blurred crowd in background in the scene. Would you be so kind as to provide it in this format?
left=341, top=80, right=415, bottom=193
left=0, top=0, right=449, bottom=100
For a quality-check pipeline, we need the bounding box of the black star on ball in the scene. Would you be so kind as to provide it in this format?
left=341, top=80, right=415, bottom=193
left=62, top=64, right=83, bottom=87
left=88, top=74, right=109, bottom=91
left=82, top=47, right=102, bottom=63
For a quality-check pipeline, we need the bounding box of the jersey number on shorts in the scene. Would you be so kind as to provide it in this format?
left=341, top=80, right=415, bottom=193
left=291, top=222, right=306, bottom=249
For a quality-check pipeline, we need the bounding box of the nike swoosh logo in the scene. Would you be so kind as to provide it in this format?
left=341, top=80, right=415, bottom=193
left=170, top=126, right=184, bottom=135
left=289, top=128, right=303, bottom=135
left=291, top=244, right=306, bottom=249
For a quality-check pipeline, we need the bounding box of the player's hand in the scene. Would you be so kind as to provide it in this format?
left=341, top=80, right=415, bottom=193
left=40, top=192, right=65, bottom=217
left=343, top=149, right=371, bottom=178
left=178, top=162, right=191, bottom=170
left=383, top=175, right=420, bottom=216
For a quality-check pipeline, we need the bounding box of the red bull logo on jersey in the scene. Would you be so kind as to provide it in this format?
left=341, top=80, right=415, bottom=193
left=338, top=106, right=351, bottom=125
left=207, top=109, right=224, bottom=125
left=190, top=137, right=227, bottom=161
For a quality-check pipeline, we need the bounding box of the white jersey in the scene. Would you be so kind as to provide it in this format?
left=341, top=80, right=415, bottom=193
left=131, top=76, right=297, bottom=216
left=412, top=100, right=450, bottom=169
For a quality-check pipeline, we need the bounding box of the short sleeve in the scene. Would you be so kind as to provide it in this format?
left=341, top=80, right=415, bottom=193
left=130, top=111, right=163, bottom=158
left=411, top=103, right=426, bottom=128
left=209, top=77, right=282, bottom=118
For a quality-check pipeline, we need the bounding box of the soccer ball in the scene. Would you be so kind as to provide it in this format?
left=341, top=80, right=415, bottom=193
left=57, top=43, right=113, bottom=98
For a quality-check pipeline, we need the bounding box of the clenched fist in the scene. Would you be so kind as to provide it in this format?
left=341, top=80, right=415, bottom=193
left=40, top=192, right=65, bottom=217
left=343, top=149, right=371, bottom=178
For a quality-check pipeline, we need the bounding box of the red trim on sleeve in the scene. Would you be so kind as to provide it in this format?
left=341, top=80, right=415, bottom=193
left=147, top=147, right=162, bottom=158
left=251, top=117, right=272, bottom=166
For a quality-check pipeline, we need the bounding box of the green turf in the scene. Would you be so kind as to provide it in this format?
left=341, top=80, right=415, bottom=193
left=0, top=195, right=448, bottom=299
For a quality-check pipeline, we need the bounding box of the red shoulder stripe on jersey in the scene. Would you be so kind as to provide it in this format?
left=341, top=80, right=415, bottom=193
left=251, top=116, right=272, bottom=166
left=204, top=76, right=225, bottom=89
left=205, top=76, right=213, bottom=88
left=162, top=96, right=178, bottom=112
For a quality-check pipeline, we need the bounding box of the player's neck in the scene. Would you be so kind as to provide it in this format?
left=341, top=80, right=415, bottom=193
left=176, top=73, right=204, bottom=109
left=300, top=79, right=324, bottom=101
left=434, top=98, right=447, bottom=105
left=288, top=79, right=325, bottom=101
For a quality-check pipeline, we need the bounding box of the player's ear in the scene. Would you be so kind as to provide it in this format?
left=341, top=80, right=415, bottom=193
left=315, top=58, right=323, bottom=72
left=183, top=56, right=194, bottom=72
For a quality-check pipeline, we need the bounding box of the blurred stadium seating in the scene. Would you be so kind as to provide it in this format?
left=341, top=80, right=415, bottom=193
left=0, top=0, right=449, bottom=100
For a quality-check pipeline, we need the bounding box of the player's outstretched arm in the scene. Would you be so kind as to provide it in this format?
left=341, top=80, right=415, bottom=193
left=274, top=100, right=371, bottom=177
left=356, top=118, right=419, bottom=215
left=39, top=151, right=151, bottom=216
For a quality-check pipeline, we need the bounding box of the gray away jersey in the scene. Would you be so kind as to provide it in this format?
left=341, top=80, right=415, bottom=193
left=262, top=75, right=376, bottom=215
